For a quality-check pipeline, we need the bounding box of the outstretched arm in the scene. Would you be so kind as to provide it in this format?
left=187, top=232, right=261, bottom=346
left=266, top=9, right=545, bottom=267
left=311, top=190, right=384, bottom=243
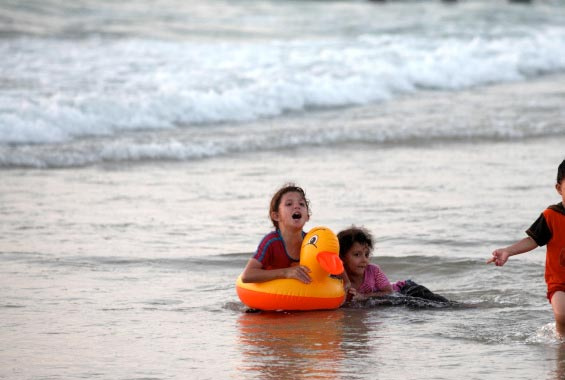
left=240, top=258, right=312, bottom=283
left=487, top=237, right=538, bottom=266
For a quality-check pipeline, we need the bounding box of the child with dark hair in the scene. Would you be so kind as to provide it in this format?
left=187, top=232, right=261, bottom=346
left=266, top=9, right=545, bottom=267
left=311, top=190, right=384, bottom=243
left=337, top=227, right=403, bottom=301
left=240, top=183, right=313, bottom=284
left=488, top=159, right=565, bottom=336
left=338, top=226, right=448, bottom=304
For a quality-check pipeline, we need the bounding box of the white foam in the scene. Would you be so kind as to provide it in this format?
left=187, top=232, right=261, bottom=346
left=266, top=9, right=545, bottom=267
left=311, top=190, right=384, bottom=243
left=1, top=24, right=565, bottom=147
left=526, top=323, right=565, bottom=345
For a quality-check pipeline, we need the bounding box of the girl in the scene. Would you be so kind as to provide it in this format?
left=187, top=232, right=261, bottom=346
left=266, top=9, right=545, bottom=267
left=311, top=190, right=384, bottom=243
left=240, top=184, right=313, bottom=284
left=338, top=226, right=449, bottom=303
left=337, top=226, right=404, bottom=301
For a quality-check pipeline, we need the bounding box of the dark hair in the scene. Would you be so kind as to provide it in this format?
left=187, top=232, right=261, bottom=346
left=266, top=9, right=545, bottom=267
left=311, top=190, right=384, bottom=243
left=337, top=226, right=374, bottom=259
left=558, top=159, right=565, bottom=185
left=269, top=183, right=310, bottom=229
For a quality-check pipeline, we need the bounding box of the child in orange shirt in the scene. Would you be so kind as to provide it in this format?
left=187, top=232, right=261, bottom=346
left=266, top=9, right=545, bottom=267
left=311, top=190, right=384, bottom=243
left=488, top=159, right=565, bottom=336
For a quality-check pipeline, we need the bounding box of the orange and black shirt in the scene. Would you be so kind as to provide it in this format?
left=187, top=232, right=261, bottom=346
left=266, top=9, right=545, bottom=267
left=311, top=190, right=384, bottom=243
left=527, top=202, right=565, bottom=289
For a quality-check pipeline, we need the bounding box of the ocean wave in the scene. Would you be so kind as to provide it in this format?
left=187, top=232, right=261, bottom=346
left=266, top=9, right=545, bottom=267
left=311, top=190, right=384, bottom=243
left=1, top=26, right=565, bottom=148
left=0, top=251, right=251, bottom=270
left=0, top=251, right=485, bottom=272
left=1, top=99, right=563, bottom=168
left=2, top=0, right=565, bottom=167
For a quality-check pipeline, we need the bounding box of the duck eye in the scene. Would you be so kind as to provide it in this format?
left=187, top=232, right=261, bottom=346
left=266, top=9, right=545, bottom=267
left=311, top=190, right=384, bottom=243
left=308, top=235, right=318, bottom=245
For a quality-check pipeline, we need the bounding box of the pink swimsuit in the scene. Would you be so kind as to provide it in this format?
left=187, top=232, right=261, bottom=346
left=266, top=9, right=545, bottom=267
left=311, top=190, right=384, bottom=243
left=357, top=264, right=405, bottom=294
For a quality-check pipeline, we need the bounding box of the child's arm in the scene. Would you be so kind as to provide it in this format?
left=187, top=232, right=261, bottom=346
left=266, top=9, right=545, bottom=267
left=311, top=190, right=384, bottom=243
left=348, top=284, right=393, bottom=301
left=487, top=237, right=538, bottom=266
left=370, top=284, right=394, bottom=297
left=336, top=271, right=351, bottom=294
left=240, top=258, right=312, bottom=284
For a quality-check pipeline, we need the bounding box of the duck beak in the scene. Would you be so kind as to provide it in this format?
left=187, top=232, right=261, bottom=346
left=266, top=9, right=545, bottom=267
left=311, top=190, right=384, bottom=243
left=316, top=251, right=344, bottom=275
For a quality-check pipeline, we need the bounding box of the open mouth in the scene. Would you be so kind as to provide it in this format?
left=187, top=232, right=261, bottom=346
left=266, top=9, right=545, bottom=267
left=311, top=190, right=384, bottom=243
left=292, top=212, right=302, bottom=220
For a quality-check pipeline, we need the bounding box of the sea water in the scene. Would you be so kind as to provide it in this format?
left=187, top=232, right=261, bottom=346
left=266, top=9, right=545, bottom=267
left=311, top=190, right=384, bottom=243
left=1, top=1, right=565, bottom=379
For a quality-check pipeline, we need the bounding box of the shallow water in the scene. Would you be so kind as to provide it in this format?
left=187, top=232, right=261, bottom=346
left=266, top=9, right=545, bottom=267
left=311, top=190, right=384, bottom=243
left=2, top=130, right=565, bottom=379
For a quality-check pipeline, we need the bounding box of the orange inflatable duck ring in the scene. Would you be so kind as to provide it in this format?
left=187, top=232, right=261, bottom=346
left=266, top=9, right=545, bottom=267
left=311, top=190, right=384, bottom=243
left=236, top=226, right=346, bottom=311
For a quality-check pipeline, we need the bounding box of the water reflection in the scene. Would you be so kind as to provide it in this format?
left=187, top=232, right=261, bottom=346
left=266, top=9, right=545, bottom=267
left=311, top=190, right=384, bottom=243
left=553, top=342, right=565, bottom=380
left=340, top=309, right=374, bottom=360
left=236, top=309, right=374, bottom=379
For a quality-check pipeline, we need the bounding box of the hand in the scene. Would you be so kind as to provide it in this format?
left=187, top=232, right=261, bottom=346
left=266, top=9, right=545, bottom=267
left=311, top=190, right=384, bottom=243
left=487, top=249, right=511, bottom=266
left=348, top=288, right=367, bottom=302
left=285, top=265, right=312, bottom=283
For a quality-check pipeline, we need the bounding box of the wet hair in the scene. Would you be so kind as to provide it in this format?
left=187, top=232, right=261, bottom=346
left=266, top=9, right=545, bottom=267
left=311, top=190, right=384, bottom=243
left=337, top=226, right=374, bottom=259
left=558, top=159, right=565, bottom=185
left=269, top=183, right=310, bottom=229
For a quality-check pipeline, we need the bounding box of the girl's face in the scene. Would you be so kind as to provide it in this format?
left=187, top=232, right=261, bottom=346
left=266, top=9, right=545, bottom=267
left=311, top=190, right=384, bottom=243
left=343, top=242, right=371, bottom=278
left=272, top=191, right=309, bottom=230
